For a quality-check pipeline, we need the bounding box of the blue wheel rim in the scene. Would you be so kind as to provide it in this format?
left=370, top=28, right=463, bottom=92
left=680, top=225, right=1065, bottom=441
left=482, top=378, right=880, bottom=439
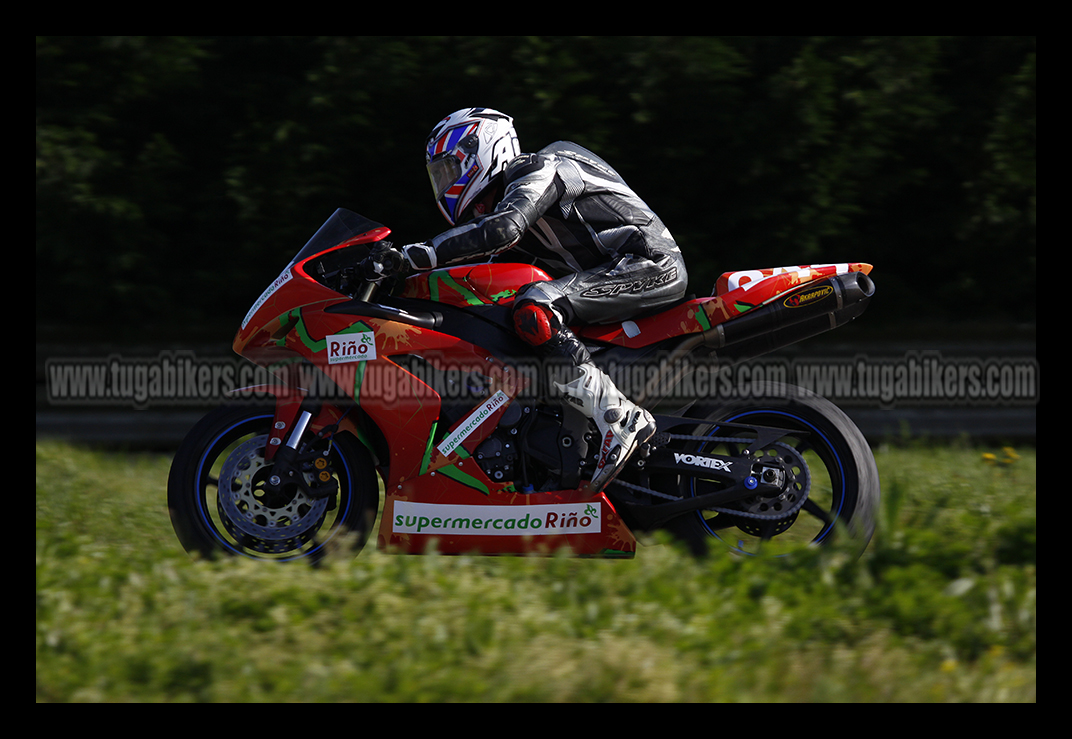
left=195, top=414, right=356, bottom=561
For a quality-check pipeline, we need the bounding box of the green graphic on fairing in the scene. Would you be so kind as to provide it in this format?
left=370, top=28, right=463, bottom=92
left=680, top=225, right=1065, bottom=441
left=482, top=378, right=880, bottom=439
left=438, top=457, right=490, bottom=496
left=269, top=309, right=374, bottom=401
left=417, top=421, right=491, bottom=495
left=419, top=420, right=438, bottom=475
left=429, top=271, right=486, bottom=306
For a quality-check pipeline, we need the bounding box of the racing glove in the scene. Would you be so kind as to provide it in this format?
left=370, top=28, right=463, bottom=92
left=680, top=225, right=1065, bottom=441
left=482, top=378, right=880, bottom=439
left=402, top=243, right=438, bottom=271
left=362, top=242, right=408, bottom=282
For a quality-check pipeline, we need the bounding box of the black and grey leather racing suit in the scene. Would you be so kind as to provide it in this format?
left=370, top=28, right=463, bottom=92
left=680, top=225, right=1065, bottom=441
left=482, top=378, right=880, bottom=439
left=414, top=141, right=688, bottom=360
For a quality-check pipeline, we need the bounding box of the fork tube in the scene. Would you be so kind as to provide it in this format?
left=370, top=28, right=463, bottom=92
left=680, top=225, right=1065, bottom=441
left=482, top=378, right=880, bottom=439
left=286, top=411, right=313, bottom=449
left=354, top=281, right=378, bottom=302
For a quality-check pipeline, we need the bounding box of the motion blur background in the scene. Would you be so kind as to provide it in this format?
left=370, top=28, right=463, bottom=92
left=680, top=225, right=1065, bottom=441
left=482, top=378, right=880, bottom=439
left=36, top=36, right=1036, bottom=443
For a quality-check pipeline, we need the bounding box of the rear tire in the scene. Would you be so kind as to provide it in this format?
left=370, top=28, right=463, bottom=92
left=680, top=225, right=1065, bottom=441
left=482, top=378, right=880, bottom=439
left=167, top=405, right=379, bottom=563
left=664, top=384, right=878, bottom=558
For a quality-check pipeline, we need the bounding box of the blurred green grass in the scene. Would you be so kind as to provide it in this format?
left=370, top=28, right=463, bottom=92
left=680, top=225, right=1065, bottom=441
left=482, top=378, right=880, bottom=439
left=36, top=439, right=1035, bottom=702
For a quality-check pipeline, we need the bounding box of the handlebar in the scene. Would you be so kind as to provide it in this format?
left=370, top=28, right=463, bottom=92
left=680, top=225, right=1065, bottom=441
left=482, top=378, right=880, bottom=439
left=352, top=241, right=404, bottom=302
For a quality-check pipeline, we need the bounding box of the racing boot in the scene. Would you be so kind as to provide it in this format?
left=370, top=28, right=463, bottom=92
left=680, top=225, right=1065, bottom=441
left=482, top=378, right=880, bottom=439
left=555, top=361, right=657, bottom=492
left=514, top=299, right=656, bottom=492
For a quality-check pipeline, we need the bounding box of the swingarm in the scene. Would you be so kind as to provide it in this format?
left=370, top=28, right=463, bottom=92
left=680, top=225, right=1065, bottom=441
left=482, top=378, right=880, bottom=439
left=611, top=418, right=812, bottom=530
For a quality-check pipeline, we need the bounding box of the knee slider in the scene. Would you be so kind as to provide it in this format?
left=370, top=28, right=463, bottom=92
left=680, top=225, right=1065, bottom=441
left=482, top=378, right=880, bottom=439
left=512, top=301, right=561, bottom=347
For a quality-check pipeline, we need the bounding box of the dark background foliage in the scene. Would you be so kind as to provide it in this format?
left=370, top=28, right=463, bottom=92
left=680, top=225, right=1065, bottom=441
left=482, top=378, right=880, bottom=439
left=36, top=36, right=1035, bottom=339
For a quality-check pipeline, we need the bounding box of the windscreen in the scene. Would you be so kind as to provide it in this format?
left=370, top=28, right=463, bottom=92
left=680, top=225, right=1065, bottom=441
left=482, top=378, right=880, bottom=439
left=291, top=209, right=386, bottom=264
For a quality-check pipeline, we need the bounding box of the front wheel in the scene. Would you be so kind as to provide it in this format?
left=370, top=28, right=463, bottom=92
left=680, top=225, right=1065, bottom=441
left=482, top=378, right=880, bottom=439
left=167, top=405, right=380, bottom=563
left=662, top=384, right=879, bottom=558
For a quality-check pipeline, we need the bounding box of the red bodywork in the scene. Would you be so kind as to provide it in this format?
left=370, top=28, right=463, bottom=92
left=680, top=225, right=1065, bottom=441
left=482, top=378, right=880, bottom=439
left=234, top=219, right=871, bottom=557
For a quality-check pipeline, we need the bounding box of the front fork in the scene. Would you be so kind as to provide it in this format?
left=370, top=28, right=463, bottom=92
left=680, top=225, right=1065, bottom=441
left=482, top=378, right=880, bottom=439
left=231, top=385, right=344, bottom=501
left=265, top=408, right=340, bottom=500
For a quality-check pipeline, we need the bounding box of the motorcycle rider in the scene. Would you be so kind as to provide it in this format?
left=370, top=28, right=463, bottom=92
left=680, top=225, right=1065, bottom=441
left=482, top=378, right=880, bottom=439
left=378, top=107, right=688, bottom=492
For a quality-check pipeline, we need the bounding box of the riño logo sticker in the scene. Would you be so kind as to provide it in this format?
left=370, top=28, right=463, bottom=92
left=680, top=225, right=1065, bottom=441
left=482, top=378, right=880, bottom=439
left=326, top=331, right=377, bottom=364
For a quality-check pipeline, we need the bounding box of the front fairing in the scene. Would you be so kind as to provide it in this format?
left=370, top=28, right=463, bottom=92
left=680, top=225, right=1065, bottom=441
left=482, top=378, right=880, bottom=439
left=233, top=209, right=391, bottom=360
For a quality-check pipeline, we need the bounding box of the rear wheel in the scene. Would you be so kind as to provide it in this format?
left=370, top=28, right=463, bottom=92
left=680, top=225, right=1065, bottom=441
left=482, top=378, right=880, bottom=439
left=168, top=405, right=379, bottom=563
left=663, top=385, right=878, bottom=558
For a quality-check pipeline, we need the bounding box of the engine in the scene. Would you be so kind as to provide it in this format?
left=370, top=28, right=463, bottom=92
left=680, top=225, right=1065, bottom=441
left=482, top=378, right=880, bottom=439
left=473, top=401, right=524, bottom=483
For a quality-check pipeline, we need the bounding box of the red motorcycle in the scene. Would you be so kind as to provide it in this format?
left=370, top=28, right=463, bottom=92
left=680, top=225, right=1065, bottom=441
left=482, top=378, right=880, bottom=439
left=168, top=209, right=879, bottom=563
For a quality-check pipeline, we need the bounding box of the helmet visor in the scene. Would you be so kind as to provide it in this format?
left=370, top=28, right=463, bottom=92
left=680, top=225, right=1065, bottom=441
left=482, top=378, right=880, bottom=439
left=427, top=156, right=461, bottom=201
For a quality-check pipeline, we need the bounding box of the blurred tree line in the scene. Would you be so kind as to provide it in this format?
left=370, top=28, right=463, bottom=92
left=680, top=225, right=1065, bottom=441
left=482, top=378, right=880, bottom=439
left=36, top=36, right=1035, bottom=338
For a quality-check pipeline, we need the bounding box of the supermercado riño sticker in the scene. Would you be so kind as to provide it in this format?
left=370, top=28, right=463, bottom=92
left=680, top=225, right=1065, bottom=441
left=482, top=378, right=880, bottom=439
left=392, top=500, right=602, bottom=536
left=436, top=390, right=510, bottom=457
left=242, top=269, right=292, bottom=329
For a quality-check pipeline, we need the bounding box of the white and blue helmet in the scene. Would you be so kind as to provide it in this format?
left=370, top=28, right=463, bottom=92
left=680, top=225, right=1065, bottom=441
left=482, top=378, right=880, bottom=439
left=425, top=107, right=520, bottom=225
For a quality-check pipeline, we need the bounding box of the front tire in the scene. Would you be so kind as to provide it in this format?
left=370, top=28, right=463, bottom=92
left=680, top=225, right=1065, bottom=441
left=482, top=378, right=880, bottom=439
left=664, top=384, right=879, bottom=558
left=167, top=405, right=379, bottom=563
